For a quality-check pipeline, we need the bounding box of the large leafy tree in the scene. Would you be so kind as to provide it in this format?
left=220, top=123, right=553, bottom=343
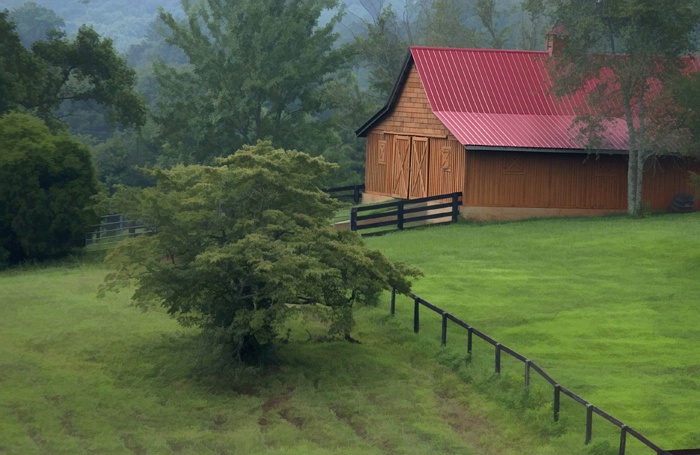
left=548, top=0, right=700, bottom=215
left=154, top=0, right=351, bottom=164
left=101, top=142, right=418, bottom=363
left=0, top=113, right=99, bottom=267
left=0, top=11, right=146, bottom=130
left=30, top=26, right=147, bottom=129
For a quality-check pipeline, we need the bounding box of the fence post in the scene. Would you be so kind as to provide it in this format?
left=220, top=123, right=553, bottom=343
left=467, top=327, right=473, bottom=354
left=441, top=313, right=448, bottom=346
left=524, top=360, right=531, bottom=389
left=452, top=193, right=460, bottom=222
left=353, top=185, right=361, bottom=205
left=553, top=384, right=561, bottom=422
left=585, top=404, right=593, bottom=444
left=350, top=207, right=358, bottom=231
left=619, top=425, right=627, bottom=455
left=397, top=200, right=405, bottom=230
left=495, top=343, right=502, bottom=374
left=390, top=288, right=396, bottom=316
left=413, top=297, right=420, bottom=333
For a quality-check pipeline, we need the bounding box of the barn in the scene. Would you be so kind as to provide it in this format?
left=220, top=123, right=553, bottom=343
left=356, top=35, right=700, bottom=220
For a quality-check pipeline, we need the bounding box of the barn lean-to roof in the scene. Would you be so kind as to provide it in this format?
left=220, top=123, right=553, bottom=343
left=356, top=46, right=633, bottom=152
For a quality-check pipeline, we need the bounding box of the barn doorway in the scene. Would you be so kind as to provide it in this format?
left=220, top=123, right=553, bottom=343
left=392, top=136, right=429, bottom=199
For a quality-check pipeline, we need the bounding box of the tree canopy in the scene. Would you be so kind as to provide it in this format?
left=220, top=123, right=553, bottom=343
left=0, top=11, right=146, bottom=130
left=101, top=141, right=418, bottom=362
left=154, top=0, right=352, bottom=164
left=548, top=0, right=700, bottom=214
left=0, top=113, right=99, bottom=267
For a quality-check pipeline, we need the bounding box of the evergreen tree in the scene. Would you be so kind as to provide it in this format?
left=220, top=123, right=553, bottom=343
left=154, top=0, right=351, bottom=164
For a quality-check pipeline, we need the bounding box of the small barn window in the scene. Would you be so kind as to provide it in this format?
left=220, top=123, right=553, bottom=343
left=378, top=140, right=386, bottom=165
left=504, top=156, right=525, bottom=175
left=441, top=147, right=451, bottom=170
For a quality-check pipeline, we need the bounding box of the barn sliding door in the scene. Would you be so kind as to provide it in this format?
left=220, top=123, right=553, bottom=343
left=392, top=136, right=411, bottom=198
left=409, top=137, right=429, bottom=198
left=392, top=136, right=430, bottom=199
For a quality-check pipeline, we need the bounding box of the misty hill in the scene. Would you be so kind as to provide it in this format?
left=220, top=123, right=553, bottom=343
left=1, top=0, right=184, bottom=51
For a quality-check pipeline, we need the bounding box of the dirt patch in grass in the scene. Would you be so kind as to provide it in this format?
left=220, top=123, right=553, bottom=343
left=120, top=433, right=147, bottom=455
left=258, top=387, right=295, bottom=430
left=435, top=390, right=501, bottom=455
left=279, top=408, right=304, bottom=428
left=329, top=403, right=367, bottom=439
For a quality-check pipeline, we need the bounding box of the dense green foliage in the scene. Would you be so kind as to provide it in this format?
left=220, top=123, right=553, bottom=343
left=548, top=0, right=700, bottom=215
left=91, top=122, right=160, bottom=192
left=154, top=0, right=351, bottom=164
left=0, top=11, right=146, bottom=130
left=0, top=11, right=37, bottom=115
left=0, top=113, right=99, bottom=266
left=101, top=142, right=417, bottom=362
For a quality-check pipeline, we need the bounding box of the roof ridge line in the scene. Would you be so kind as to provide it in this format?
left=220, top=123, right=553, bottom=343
left=410, top=46, right=549, bottom=55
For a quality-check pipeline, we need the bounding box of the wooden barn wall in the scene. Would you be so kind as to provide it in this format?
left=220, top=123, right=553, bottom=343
left=373, top=66, right=452, bottom=138
left=428, top=137, right=465, bottom=197
left=365, top=132, right=389, bottom=195
left=642, top=157, right=700, bottom=210
left=465, top=151, right=628, bottom=209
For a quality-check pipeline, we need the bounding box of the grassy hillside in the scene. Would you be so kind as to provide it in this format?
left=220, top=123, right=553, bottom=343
left=1, top=262, right=605, bottom=455
left=367, top=213, right=700, bottom=450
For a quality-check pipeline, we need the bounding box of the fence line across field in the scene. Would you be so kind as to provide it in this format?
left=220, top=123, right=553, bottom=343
left=390, top=289, right=700, bottom=455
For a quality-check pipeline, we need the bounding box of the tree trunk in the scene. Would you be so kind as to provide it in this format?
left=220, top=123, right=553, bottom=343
left=624, top=103, right=642, bottom=215
left=627, top=148, right=640, bottom=214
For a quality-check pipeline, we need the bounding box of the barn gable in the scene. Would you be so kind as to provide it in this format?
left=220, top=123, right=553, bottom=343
left=361, top=62, right=466, bottom=201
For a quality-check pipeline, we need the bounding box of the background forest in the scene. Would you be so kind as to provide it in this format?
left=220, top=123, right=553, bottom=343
left=0, top=0, right=551, bottom=189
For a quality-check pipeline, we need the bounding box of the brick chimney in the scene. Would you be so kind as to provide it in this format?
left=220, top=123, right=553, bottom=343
left=545, top=24, right=568, bottom=56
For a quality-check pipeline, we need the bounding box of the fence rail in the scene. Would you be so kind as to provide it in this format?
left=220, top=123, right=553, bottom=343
left=85, top=214, right=154, bottom=250
left=351, top=192, right=461, bottom=235
left=391, top=288, right=699, bottom=455
left=324, top=184, right=365, bottom=205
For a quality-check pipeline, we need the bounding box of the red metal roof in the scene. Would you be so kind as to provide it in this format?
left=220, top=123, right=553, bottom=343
left=410, top=46, right=630, bottom=150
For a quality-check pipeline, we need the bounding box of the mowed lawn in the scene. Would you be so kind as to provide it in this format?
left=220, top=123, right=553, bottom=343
left=1, top=262, right=619, bottom=455
left=367, top=212, right=700, bottom=450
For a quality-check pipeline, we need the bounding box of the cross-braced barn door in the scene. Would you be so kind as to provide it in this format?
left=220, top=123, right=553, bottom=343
left=409, top=137, right=429, bottom=198
left=392, top=136, right=411, bottom=198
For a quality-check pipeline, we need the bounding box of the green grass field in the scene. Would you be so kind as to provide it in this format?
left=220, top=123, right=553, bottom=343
left=366, top=213, right=700, bottom=450
left=2, top=213, right=699, bottom=454
left=1, top=262, right=609, bottom=455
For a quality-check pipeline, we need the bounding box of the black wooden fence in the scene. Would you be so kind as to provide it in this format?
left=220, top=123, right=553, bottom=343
left=325, top=184, right=365, bottom=205
left=351, top=192, right=462, bottom=235
left=390, top=289, right=700, bottom=455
